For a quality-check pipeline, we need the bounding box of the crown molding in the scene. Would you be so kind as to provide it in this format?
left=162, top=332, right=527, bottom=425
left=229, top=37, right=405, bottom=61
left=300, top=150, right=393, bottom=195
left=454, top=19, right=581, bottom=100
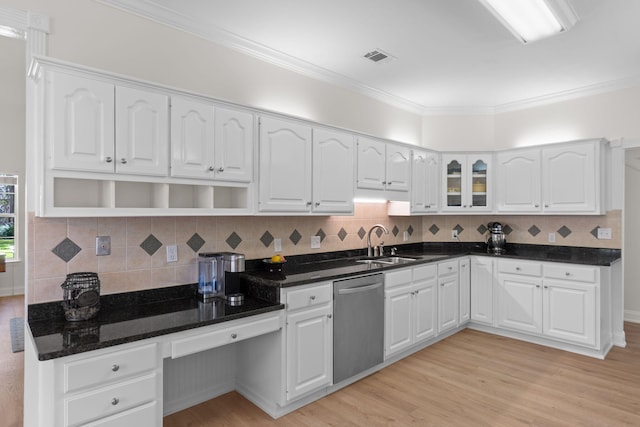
left=98, top=0, right=640, bottom=117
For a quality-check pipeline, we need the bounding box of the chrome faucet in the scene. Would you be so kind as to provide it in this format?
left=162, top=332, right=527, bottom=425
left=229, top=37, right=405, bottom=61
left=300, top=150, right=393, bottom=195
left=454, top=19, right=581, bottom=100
left=367, top=224, right=389, bottom=257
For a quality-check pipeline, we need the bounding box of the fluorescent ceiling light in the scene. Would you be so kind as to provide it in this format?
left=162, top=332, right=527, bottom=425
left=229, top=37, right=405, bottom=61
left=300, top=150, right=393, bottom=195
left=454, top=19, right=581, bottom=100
left=479, top=0, right=578, bottom=43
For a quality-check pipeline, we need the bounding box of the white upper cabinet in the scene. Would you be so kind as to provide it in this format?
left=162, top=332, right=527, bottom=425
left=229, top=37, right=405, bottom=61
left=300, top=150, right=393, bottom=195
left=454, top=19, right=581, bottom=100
left=115, top=86, right=169, bottom=176
left=258, top=116, right=313, bottom=212
left=411, top=150, right=440, bottom=213
left=357, top=138, right=410, bottom=195
left=312, top=128, right=355, bottom=214
left=47, top=71, right=169, bottom=176
left=496, top=140, right=604, bottom=214
left=441, top=153, right=492, bottom=212
left=496, top=148, right=541, bottom=212
left=171, top=97, right=253, bottom=182
left=48, top=71, right=115, bottom=173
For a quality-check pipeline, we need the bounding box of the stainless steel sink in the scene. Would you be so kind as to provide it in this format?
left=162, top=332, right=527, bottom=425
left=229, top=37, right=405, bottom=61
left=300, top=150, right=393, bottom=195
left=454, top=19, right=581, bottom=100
left=355, top=256, right=418, bottom=265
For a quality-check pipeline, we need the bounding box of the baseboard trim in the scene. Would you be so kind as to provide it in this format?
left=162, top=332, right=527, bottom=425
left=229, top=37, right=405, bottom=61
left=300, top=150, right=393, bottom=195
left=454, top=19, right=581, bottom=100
left=624, top=309, right=640, bottom=324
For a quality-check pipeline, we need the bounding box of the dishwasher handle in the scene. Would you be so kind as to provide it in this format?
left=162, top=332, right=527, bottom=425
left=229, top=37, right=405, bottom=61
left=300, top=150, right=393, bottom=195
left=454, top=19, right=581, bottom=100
left=337, top=282, right=382, bottom=295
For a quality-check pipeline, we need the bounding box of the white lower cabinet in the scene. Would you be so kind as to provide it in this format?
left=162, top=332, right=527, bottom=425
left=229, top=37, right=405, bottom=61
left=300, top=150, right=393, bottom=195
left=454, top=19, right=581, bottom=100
left=56, top=343, right=162, bottom=427
left=459, top=258, right=470, bottom=324
left=496, top=259, right=600, bottom=348
left=282, top=282, right=333, bottom=401
left=438, top=260, right=459, bottom=334
left=470, top=256, right=494, bottom=325
left=384, top=265, right=438, bottom=359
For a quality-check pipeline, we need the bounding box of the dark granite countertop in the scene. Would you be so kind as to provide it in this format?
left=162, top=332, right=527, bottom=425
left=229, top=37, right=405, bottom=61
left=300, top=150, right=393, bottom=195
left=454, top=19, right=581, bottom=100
left=28, top=283, right=283, bottom=361
left=242, top=243, right=621, bottom=288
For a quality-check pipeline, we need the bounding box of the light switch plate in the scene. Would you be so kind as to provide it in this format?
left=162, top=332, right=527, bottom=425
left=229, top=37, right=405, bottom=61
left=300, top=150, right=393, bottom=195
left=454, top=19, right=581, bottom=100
left=96, top=236, right=111, bottom=256
left=548, top=232, right=556, bottom=243
left=274, top=238, right=282, bottom=252
left=166, top=245, right=178, bottom=262
left=403, top=231, right=409, bottom=242
left=311, top=236, right=321, bottom=249
left=597, top=227, right=612, bottom=239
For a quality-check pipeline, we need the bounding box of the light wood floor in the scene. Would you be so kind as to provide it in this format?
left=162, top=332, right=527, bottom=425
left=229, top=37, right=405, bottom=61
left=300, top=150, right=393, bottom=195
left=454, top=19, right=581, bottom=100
left=166, top=324, right=640, bottom=427
left=0, top=295, right=25, bottom=427
left=2, top=295, right=639, bottom=427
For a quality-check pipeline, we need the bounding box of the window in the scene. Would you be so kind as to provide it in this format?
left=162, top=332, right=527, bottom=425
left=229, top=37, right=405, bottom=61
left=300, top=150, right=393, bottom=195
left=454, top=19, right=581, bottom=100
left=0, top=175, right=17, bottom=260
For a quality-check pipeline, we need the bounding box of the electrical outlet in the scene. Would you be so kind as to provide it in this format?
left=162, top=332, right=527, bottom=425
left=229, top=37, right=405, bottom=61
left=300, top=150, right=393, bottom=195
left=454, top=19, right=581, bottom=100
left=166, top=245, right=178, bottom=262
left=451, top=230, right=458, bottom=239
left=403, top=231, right=409, bottom=242
left=597, top=227, right=612, bottom=239
left=548, top=232, right=556, bottom=243
left=311, top=236, right=321, bottom=249
left=274, top=238, right=282, bottom=252
left=96, top=236, right=111, bottom=256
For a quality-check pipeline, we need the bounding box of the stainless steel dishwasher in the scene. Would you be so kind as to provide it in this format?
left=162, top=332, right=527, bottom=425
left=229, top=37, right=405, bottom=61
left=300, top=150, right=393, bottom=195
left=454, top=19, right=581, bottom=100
left=333, top=273, right=384, bottom=384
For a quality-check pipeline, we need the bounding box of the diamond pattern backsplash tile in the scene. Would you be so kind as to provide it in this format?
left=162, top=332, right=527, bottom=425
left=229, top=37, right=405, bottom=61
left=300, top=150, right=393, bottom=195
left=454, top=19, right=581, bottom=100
left=502, top=225, right=513, bottom=235
left=557, top=225, right=572, bottom=238
left=453, top=224, right=464, bottom=235
left=289, top=229, right=302, bottom=245
left=477, top=224, right=488, bottom=235
left=338, top=227, right=348, bottom=241
left=392, top=225, right=399, bottom=237
left=52, top=238, right=81, bottom=263
left=407, top=225, right=414, bottom=236
left=316, top=228, right=326, bottom=242
left=429, top=224, right=440, bottom=235
left=260, top=231, right=274, bottom=248
left=375, top=228, right=383, bottom=238
left=226, top=232, right=242, bottom=249
left=140, top=234, right=162, bottom=256
left=187, top=233, right=205, bottom=252
left=591, top=226, right=600, bottom=239
left=528, top=225, right=541, bottom=237
left=357, top=227, right=366, bottom=240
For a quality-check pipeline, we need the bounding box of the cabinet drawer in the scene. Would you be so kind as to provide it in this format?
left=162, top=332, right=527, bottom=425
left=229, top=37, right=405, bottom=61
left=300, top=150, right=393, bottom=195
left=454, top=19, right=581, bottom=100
left=498, top=259, right=542, bottom=277
left=413, top=264, right=437, bottom=281
left=438, top=260, right=458, bottom=276
left=286, top=282, right=332, bottom=311
left=81, top=401, right=158, bottom=427
left=64, top=344, right=157, bottom=393
left=544, top=264, right=597, bottom=283
left=65, top=373, right=157, bottom=427
left=171, top=313, right=282, bottom=358
left=385, top=268, right=412, bottom=289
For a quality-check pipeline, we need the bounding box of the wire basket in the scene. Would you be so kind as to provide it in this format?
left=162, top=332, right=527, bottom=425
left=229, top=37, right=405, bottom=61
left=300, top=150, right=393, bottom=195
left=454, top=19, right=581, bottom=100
left=61, top=272, right=101, bottom=321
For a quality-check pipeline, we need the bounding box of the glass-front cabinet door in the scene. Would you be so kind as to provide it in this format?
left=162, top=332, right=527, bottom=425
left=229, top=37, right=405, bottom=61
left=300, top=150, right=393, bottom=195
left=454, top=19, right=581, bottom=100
left=442, top=153, right=492, bottom=212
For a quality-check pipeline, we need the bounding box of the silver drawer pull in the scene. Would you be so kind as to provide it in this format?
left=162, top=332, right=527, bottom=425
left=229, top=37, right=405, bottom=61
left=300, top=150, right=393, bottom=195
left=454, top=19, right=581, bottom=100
left=105, top=156, right=113, bottom=163
left=208, top=166, right=215, bottom=171
left=111, top=364, right=119, bottom=372
left=516, top=267, right=521, bottom=271
left=231, top=333, right=238, bottom=339
left=120, top=158, right=127, bottom=164
left=111, top=397, right=119, bottom=406
left=448, top=266, right=453, bottom=270
left=217, top=167, right=225, bottom=172
left=565, top=272, right=571, bottom=276
left=327, top=314, right=332, bottom=319
left=310, top=295, right=316, bottom=300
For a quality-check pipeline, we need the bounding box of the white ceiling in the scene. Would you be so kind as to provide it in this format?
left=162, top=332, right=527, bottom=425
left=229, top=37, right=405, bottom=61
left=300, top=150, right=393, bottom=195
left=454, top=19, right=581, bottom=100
left=101, top=0, right=640, bottom=114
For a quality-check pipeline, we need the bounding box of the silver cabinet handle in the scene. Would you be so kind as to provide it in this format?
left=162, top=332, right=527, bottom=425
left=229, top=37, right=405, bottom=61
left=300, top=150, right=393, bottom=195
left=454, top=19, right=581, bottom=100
left=565, top=272, right=571, bottom=276
left=448, top=266, right=453, bottom=270
left=544, top=286, right=549, bottom=289
left=111, top=397, right=119, bottom=406
left=231, top=333, right=238, bottom=339
left=544, top=204, right=549, bottom=208
left=310, top=295, right=316, bottom=300
left=105, top=156, right=113, bottom=163
left=217, top=167, right=225, bottom=172
left=120, top=158, right=127, bottom=164
left=516, top=267, right=521, bottom=271
left=327, top=314, right=332, bottom=319
left=306, top=201, right=312, bottom=206
left=111, top=364, right=119, bottom=372
left=208, top=166, right=215, bottom=171
left=535, top=204, right=540, bottom=208
left=536, top=285, right=541, bottom=288
left=315, top=202, right=320, bottom=207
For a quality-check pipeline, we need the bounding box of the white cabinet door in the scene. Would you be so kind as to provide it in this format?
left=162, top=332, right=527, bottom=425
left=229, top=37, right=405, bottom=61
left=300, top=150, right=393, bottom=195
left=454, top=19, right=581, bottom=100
left=459, top=258, right=470, bottom=324
left=115, top=86, right=169, bottom=176
left=543, top=279, right=597, bottom=347
left=470, top=257, right=494, bottom=325
left=213, top=107, right=253, bottom=182
left=438, top=274, right=459, bottom=333
left=170, top=95, right=215, bottom=179
left=413, top=274, right=437, bottom=343
left=411, top=150, right=439, bottom=213
left=542, top=142, right=597, bottom=213
left=496, top=148, right=541, bottom=212
left=259, top=117, right=312, bottom=212
left=385, top=283, right=414, bottom=357
left=48, top=71, right=115, bottom=173
left=497, top=274, right=542, bottom=334
left=357, top=138, right=386, bottom=190
left=312, top=128, right=354, bottom=213
left=286, top=304, right=333, bottom=401
left=442, top=153, right=491, bottom=212
left=386, top=144, right=410, bottom=192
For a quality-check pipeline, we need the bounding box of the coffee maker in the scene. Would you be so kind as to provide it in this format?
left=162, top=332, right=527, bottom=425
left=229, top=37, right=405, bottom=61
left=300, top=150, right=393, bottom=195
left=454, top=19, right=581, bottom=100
left=486, top=222, right=507, bottom=254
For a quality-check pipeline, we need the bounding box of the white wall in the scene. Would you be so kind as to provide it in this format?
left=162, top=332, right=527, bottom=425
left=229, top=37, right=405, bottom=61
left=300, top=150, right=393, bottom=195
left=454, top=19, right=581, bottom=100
left=422, top=114, right=495, bottom=151
left=0, top=35, right=26, bottom=295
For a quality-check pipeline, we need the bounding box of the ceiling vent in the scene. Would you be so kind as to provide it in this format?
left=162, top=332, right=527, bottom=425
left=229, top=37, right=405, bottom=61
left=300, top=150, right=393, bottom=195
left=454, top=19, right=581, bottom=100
left=363, top=49, right=396, bottom=64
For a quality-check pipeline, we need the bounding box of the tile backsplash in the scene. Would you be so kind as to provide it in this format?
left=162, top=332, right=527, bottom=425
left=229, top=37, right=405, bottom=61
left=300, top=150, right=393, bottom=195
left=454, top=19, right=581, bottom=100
left=27, top=205, right=621, bottom=304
